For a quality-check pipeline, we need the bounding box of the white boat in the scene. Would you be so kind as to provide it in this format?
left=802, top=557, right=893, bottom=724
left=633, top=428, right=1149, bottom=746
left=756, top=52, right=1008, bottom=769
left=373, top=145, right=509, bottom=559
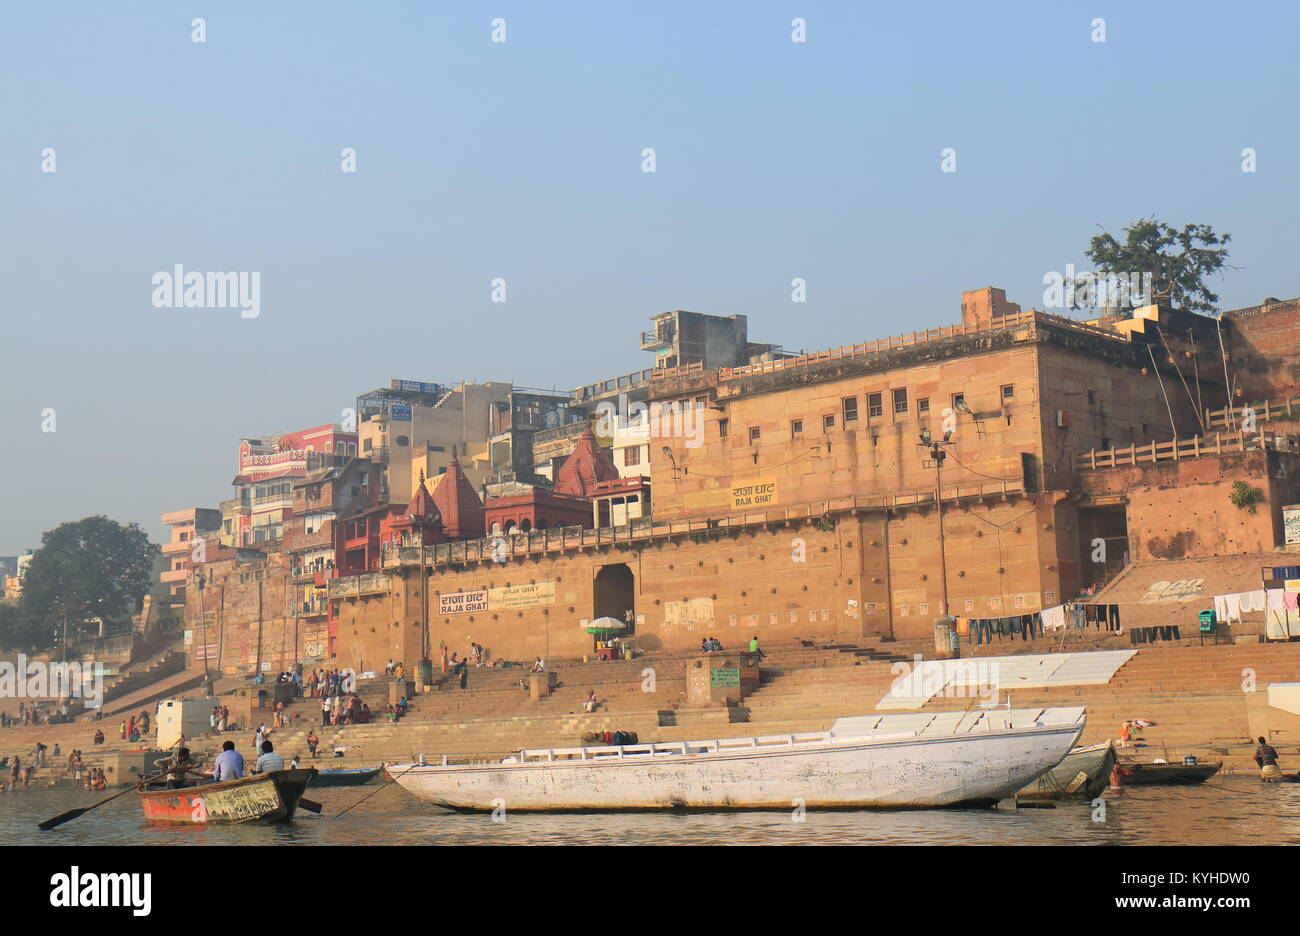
left=385, top=706, right=1086, bottom=811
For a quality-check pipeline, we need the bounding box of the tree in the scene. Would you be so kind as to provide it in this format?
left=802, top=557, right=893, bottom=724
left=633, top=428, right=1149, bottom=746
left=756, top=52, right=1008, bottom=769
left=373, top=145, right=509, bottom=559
left=18, top=516, right=159, bottom=650
left=0, top=601, right=45, bottom=652
left=1077, top=218, right=1233, bottom=315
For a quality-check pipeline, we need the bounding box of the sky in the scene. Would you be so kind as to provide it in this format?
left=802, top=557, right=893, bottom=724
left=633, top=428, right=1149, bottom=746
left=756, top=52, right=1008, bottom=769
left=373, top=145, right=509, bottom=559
left=2, top=0, right=1298, bottom=553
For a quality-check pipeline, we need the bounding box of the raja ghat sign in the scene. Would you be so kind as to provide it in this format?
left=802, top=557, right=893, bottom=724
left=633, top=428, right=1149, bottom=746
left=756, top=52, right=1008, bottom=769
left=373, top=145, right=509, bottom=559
left=731, top=478, right=779, bottom=510
left=438, top=583, right=556, bottom=616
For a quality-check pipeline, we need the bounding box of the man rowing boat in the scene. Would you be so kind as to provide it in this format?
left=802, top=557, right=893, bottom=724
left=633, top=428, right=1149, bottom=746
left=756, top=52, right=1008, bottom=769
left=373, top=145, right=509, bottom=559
left=155, top=747, right=208, bottom=789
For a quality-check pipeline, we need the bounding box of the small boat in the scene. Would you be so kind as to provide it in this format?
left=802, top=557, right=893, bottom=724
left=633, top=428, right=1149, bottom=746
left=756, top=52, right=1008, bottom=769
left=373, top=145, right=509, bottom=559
left=137, top=768, right=317, bottom=824
left=385, top=707, right=1086, bottom=812
left=1115, top=761, right=1222, bottom=785
left=1017, top=740, right=1117, bottom=800
left=308, top=767, right=382, bottom=787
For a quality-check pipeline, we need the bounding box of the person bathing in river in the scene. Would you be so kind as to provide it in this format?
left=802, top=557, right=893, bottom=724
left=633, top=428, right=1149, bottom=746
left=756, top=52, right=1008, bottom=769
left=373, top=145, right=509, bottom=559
left=1256, top=736, right=1283, bottom=781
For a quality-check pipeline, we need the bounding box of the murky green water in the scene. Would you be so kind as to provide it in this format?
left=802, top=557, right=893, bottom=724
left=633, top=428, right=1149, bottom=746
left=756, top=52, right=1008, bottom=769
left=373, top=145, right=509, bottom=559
left=5, top=777, right=1299, bottom=845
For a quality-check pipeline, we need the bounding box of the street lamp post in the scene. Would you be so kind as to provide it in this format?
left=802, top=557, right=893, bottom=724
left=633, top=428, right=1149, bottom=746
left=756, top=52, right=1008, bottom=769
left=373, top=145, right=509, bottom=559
left=196, top=569, right=209, bottom=683
left=918, top=427, right=953, bottom=617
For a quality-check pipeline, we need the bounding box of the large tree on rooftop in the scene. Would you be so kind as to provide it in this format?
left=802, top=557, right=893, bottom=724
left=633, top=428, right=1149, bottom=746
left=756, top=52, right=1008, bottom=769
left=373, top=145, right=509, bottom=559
left=18, top=516, right=158, bottom=651
left=1078, top=218, right=1233, bottom=316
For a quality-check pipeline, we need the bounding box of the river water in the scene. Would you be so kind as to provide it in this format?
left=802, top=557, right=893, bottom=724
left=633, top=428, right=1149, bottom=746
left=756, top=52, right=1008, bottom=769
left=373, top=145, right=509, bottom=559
left=5, top=777, right=1300, bottom=845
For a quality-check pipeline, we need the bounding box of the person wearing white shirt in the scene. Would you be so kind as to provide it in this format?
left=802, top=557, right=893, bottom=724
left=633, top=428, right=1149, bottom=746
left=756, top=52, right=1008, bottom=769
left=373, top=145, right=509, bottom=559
left=254, top=741, right=285, bottom=773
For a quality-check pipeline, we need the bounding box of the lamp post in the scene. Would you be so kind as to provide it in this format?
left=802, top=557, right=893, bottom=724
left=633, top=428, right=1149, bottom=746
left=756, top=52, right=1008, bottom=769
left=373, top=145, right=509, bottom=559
left=196, top=569, right=209, bottom=683
left=918, top=427, right=953, bottom=617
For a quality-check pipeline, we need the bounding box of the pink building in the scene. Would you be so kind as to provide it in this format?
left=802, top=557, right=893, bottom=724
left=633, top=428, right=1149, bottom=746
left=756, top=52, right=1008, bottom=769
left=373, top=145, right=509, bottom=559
left=230, top=424, right=358, bottom=546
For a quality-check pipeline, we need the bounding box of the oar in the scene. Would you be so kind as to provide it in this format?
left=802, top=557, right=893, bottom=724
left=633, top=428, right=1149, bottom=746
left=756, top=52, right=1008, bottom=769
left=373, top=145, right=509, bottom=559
left=298, top=797, right=322, bottom=813
left=38, top=770, right=166, bottom=831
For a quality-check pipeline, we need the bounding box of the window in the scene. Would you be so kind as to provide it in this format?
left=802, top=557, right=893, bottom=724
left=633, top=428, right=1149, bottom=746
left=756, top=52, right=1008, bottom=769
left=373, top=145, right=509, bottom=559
left=622, top=446, right=642, bottom=467
left=1001, top=384, right=1015, bottom=402
left=718, top=418, right=729, bottom=439
left=892, top=388, right=908, bottom=415
left=823, top=414, right=835, bottom=431
left=918, top=398, right=930, bottom=417
left=395, top=435, right=409, bottom=447
left=695, top=396, right=708, bottom=409
left=791, top=419, right=803, bottom=438
left=748, top=426, right=761, bottom=444
left=363, top=438, right=373, bottom=452
left=1087, top=390, right=1097, bottom=405
left=842, top=397, right=858, bottom=424
left=867, top=392, right=883, bottom=419
left=952, top=393, right=965, bottom=412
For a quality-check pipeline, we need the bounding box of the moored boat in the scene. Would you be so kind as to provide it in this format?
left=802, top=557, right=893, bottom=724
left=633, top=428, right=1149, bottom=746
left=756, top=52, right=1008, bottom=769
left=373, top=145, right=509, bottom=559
left=308, top=767, right=382, bottom=787
left=386, top=706, right=1086, bottom=811
left=137, top=768, right=317, bottom=824
left=1017, top=741, right=1117, bottom=800
left=1115, top=760, right=1222, bottom=786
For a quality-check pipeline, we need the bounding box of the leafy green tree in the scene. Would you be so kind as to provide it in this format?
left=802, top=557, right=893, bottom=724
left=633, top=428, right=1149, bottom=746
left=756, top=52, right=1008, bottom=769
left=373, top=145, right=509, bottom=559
left=18, top=516, right=158, bottom=649
left=0, top=601, right=45, bottom=652
left=1080, top=218, right=1232, bottom=315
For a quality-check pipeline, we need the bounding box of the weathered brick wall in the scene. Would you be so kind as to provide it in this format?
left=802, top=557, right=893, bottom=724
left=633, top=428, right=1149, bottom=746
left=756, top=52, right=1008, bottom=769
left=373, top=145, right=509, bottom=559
left=1226, top=299, right=1300, bottom=401
left=1079, top=450, right=1286, bottom=561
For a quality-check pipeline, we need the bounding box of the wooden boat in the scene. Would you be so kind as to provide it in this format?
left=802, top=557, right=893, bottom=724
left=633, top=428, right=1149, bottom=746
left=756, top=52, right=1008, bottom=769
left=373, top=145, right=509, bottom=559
left=137, top=768, right=317, bottom=824
left=1017, top=740, right=1117, bottom=800
left=386, top=707, right=1086, bottom=812
left=308, top=767, right=381, bottom=787
left=1115, top=760, right=1222, bottom=785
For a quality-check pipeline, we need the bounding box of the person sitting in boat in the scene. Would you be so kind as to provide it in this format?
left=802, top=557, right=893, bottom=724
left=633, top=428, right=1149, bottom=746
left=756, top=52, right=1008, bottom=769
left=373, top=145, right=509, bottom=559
left=1255, top=737, right=1283, bottom=781
left=253, top=741, right=285, bottom=774
left=158, top=747, right=207, bottom=790
left=213, top=740, right=246, bottom=782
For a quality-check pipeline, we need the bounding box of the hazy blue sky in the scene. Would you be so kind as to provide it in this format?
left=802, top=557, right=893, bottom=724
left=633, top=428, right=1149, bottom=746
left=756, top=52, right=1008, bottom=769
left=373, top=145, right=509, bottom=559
left=2, top=1, right=1298, bottom=553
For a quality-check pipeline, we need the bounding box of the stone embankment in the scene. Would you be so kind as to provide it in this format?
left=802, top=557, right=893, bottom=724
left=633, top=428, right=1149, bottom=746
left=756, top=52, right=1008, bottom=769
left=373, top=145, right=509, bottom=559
left=6, top=635, right=1300, bottom=784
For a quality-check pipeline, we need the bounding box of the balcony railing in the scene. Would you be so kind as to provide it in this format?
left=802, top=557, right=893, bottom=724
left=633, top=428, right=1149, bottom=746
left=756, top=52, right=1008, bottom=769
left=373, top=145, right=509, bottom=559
left=1206, top=395, right=1300, bottom=429
left=1075, top=430, right=1297, bottom=471
left=379, top=476, right=1025, bottom=570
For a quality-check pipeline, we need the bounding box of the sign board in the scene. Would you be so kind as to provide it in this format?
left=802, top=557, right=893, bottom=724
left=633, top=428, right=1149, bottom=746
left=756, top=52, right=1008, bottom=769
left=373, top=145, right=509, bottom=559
left=730, top=478, right=779, bottom=510
left=710, top=668, right=741, bottom=688
left=1285, top=505, right=1300, bottom=546
left=438, top=583, right=555, bottom=615
left=487, top=582, right=556, bottom=611
left=438, top=589, right=489, bottom=615
left=391, top=404, right=413, bottom=421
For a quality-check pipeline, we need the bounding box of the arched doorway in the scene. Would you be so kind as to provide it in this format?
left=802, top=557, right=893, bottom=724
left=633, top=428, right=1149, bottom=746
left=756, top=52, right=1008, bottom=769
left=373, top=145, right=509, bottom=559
left=593, top=563, right=635, bottom=634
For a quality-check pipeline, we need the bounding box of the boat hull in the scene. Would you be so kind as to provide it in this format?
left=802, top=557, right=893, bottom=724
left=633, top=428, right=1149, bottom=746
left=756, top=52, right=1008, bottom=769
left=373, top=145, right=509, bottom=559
left=1116, top=762, right=1222, bottom=786
left=1017, top=741, right=1116, bottom=800
left=138, top=768, right=317, bottom=824
left=308, top=767, right=381, bottom=787
left=387, top=718, right=1085, bottom=812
